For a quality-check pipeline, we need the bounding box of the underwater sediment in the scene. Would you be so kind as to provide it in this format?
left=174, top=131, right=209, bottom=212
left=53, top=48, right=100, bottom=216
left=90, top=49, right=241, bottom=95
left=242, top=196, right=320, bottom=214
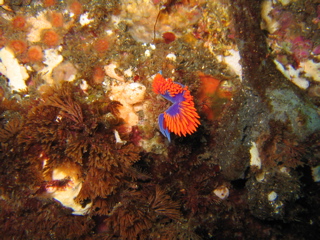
left=1, top=0, right=320, bottom=239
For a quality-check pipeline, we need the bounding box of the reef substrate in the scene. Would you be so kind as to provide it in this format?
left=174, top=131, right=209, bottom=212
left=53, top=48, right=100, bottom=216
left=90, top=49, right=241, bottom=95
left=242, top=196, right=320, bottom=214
left=1, top=0, right=320, bottom=239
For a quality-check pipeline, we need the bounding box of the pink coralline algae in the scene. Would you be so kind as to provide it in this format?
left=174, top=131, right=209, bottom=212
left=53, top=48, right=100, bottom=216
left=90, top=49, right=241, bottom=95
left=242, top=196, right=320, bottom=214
left=291, top=36, right=313, bottom=63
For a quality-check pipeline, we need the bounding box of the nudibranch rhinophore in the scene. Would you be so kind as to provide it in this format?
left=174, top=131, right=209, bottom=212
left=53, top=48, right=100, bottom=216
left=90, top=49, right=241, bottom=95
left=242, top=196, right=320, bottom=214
left=152, top=73, right=200, bottom=142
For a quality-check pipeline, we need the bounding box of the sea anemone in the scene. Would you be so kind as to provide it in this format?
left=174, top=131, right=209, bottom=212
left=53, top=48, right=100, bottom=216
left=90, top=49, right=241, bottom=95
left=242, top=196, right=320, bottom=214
left=152, top=73, right=200, bottom=142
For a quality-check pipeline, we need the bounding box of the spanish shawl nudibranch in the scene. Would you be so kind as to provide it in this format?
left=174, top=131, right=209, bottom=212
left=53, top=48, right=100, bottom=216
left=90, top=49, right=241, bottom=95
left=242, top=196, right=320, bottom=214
left=152, top=73, right=200, bottom=142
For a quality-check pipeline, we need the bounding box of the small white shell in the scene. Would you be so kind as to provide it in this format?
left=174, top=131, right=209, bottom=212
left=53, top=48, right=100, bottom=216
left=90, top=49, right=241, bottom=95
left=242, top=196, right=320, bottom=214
left=104, top=62, right=125, bottom=81
left=255, top=171, right=266, bottom=182
left=166, top=53, right=176, bottom=62
left=213, top=186, right=229, bottom=200
left=268, top=191, right=278, bottom=202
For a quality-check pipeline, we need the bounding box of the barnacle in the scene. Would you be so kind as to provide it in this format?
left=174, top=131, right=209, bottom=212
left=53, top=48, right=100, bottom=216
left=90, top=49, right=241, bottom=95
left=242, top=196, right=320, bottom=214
left=152, top=73, right=200, bottom=142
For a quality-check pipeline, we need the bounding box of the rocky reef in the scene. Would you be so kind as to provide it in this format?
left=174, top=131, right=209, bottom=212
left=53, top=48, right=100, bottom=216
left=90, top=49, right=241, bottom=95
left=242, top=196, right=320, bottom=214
left=1, top=0, right=320, bottom=239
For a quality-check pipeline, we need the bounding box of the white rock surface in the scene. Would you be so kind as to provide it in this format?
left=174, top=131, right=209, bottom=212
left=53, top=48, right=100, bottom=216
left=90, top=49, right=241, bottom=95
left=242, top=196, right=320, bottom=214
left=123, top=82, right=146, bottom=105
left=0, top=47, right=28, bottom=91
left=250, top=142, right=261, bottom=169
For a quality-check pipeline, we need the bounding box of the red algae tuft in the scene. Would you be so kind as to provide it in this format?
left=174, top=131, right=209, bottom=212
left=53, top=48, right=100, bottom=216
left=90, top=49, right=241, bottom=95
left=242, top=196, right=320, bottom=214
left=42, top=29, right=60, bottom=47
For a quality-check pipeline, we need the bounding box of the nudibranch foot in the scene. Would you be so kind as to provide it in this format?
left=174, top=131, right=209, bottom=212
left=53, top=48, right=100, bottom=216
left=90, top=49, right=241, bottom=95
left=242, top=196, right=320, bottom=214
left=158, top=113, right=171, bottom=142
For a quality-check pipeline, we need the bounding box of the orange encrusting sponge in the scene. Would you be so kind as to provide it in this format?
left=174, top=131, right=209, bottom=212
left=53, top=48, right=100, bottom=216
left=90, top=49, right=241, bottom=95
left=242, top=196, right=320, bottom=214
left=152, top=73, right=200, bottom=141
